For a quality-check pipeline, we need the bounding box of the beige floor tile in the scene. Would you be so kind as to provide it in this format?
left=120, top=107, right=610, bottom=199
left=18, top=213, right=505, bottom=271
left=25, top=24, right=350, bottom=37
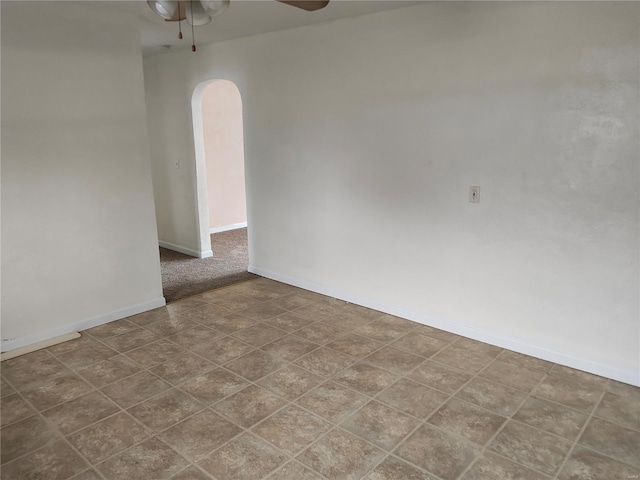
left=324, top=311, right=378, bottom=331
left=225, top=349, right=288, bottom=381
left=266, top=312, right=315, bottom=332
left=377, top=378, right=449, bottom=418
left=489, top=421, right=572, bottom=476
left=127, top=388, right=204, bottom=432
left=205, top=294, right=262, bottom=311
left=294, top=347, right=355, bottom=377
left=431, top=346, right=495, bottom=374
left=2, top=357, right=70, bottom=391
left=165, top=297, right=210, bottom=314
left=298, top=428, right=385, bottom=480
left=164, top=324, right=224, bottom=350
left=261, top=334, right=320, bottom=361
left=0, top=415, right=60, bottom=464
left=128, top=307, right=172, bottom=326
left=548, top=365, right=609, bottom=389
left=150, top=353, right=216, bottom=384
left=558, top=446, right=640, bottom=480
left=159, top=410, right=242, bottom=461
left=102, top=328, right=159, bottom=353
left=578, top=417, right=640, bottom=468
left=462, top=452, right=550, bottom=480
left=1, top=394, right=36, bottom=427
left=266, top=461, right=324, bottom=480
left=212, top=385, right=287, bottom=428
left=0, top=440, right=88, bottom=480
left=497, top=351, right=553, bottom=373
left=606, top=379, right=640, bottom=398
left=170, top=465, right=212, bottom=480
left=144, top=317, right=200, bottom=337
left=342, top=400, right=418, bottom=450
left=291, top=300, right=346, bottom=321
left=533, top=375, right=603, bottom=412
left=231, top=324, right=288, bottom=347
left=68, top=412, right=150, bottom=464
left=77, top=355, right=142, bottom=388
left=414, top=325, right=460, bottom=343
left=21, top=371, right=93, bottom=411
left=427, top=398, right=506, bottom=446
left=236, top=303, right=288, bottom=321
left=46, top=334, right=96, bottom=356
left=326, top=333, right=384, bottom=358
left=479, top=360, right=546, bottom=393
left=191, top=336, right=254, bottom=364
left=252, top=404, right=331, bottom=454
left=294, top=323, right=349, bottom=345
left=267, top=293, right=316, bottom=311
left=101, top=371, right=172, bottom=409
left=513, top=397, right=588, bottom=440
left=4, top=279, right=634, bottom=480
left=1, top=377, right=16, bottom=397
left=42, top=391, right=119, bottom=435
left=257, top=365, right=324, bottom=400
left=84, top=319, right=139, bottom=340
left=594, top=391, right=640, bottom=430
left=354, top=318, right=414, bottom=343
left=408, top=361, right=472, bottom=394
left=362, top=456, right=437, bottom=480
left=452, top=338, right=503, bottom=358
left=97, top=437, right=189, bottom=480
left=296, top=381, right=369, bottom=423
left=125, top=339, right=188, bottom=368
left=198, top=433, right=287, bottom=480
left=2, top=350, right=52, bottom=369
left=179, top=368, right=249, bottom=404
left=202, top=312, right=259, bottom=334
left=71, top=469, right=104, bottom=480
left=395, top=423, right=480, bottom=480
left=390, top=331, right=449, bottom=358
left=455, top=377, right=527, bottom=416
left=363, top=346, right=424, bottom=375
left=333, top=363, right=398, bottom=396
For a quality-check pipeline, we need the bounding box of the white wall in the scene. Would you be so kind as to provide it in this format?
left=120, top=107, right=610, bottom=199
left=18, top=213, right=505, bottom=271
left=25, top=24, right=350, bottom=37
left=143, top=2, right=639, bottom=384
left=1, top=1, right=165, bottom=351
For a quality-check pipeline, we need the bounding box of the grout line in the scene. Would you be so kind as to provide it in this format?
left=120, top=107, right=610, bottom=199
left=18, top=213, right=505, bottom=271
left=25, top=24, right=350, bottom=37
left=551, top=387, right=608, bottom=479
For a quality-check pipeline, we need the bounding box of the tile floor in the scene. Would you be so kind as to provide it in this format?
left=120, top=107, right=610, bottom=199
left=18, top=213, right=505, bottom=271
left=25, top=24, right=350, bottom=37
left=1, top=277, right=639, bottom=480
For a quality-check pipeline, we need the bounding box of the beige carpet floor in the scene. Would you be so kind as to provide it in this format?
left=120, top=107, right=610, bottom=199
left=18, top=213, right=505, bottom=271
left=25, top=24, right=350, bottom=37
left=160, top=228, right=256, bottom=303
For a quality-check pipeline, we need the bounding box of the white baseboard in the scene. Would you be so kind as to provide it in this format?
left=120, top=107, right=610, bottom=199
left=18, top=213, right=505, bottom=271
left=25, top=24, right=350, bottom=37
left=1, top=333, right=81, bottom=361
left=0, top=296, right=166, bottom=353
left=248, top=264, right=639, bottom=387
left=159, top=240, right=213, bottom=259
left=210, top=222, right=247, bottom=234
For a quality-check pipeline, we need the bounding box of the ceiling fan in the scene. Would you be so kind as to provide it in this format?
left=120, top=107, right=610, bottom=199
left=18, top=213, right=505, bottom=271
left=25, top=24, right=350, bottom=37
left=147, top=0, right=330, bottom=51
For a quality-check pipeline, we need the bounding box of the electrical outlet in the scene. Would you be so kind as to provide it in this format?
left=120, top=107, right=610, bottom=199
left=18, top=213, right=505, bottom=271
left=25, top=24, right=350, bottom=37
left=175, top=160, right=181, bottom=169
left=469, top=186, right=480, bottom=203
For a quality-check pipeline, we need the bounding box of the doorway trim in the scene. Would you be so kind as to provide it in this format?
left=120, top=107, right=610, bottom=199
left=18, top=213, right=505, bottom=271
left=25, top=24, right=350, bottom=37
left=191, top=78, right=247, bottom=259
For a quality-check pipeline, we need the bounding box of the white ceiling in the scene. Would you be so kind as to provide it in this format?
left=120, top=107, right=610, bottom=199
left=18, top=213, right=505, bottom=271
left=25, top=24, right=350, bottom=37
left=107, top=0, right=422, bottom=53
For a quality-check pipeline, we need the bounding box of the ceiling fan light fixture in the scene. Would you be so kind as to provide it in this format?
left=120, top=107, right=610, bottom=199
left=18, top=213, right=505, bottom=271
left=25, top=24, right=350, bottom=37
left=147, top=0, right=179, bottom=20
left=200, top=0, right=230, bottom=18
left=186, top=1, right=212, bottom=26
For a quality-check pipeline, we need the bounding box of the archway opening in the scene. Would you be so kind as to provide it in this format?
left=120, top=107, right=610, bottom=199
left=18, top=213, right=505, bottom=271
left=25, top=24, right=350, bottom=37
left=159, top=79, right=253, bottom=302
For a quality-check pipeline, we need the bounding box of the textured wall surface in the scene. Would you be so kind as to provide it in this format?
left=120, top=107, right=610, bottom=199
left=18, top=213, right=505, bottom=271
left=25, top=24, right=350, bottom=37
left=2, top=2, right=164, bottom=347
left=144, top=2, right=639, bottom=383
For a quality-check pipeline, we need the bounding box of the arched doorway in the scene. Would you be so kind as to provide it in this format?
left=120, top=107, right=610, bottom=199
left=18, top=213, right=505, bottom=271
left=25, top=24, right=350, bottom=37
left=191, top=79, right=247, bottom=255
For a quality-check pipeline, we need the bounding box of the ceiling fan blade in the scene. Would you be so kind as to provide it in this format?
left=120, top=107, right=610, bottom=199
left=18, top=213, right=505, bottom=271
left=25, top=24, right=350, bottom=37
left=276, top=0, right=329, bottom=12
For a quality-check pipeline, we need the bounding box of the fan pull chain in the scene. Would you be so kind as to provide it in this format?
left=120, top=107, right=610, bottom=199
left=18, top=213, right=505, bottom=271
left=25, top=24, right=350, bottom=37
left=191, top=0, right=196, bottom=52
left=177, top=1, right=183, bottom=39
